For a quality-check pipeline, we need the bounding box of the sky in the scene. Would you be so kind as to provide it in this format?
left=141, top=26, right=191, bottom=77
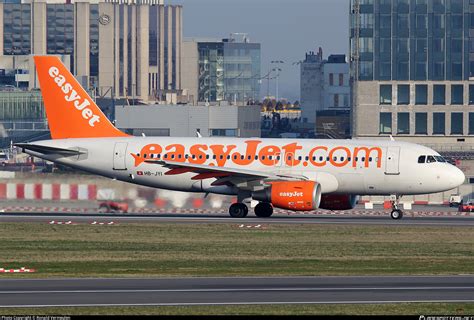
left=169, top=0, right=349, bottom=101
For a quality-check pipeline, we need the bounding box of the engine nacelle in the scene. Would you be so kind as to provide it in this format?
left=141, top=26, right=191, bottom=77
left=319, top=194, right=358, bottom=211
left=252, top=181, right=321, bottom=211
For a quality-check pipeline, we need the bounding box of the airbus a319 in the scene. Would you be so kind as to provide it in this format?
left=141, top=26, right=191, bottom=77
left=16, top=56, right=465, bottom=219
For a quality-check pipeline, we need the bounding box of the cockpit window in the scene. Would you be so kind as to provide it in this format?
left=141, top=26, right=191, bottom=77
left=434, top=156, right=446, bottom=163
left=427, top=155, right=436, bottom=163
left=418, top=155, right=426, bottom=163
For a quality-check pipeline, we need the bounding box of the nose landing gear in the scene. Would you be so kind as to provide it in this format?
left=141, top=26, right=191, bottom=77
left=390, top=195, right=403, bottom=220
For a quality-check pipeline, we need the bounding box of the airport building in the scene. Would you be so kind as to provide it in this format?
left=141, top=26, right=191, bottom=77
left=0, top=0, right=182, bottom=102
left=350, top=0, right=474, bottom=150
left=181, top=34, right=261, bottom=104
left=115, top=103, right=261, bottom=138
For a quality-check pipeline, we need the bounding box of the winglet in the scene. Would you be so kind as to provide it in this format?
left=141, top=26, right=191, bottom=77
left=34, top=56, right=128, bottom=139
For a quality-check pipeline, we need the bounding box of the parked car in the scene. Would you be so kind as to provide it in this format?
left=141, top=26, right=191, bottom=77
left=458, top=200, right=474, bottom=212
left=98, top=201, right=129, bottom=213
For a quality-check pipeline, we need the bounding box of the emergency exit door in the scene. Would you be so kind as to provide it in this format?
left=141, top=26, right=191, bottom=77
left=385, top=146, right=400, bottom=175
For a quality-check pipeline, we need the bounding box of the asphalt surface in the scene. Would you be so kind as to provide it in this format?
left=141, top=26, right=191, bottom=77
left=0, top=212, right=473, bottom=226
left=0, top=276, right=473, bottom=307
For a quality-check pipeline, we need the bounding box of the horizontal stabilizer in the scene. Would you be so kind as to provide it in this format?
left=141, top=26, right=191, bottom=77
left=15, top=143, right=85, bottom=156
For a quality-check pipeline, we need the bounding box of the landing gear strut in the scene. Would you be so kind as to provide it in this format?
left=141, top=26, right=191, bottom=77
left=390, top=195, right=403, bottom=220
left=229, top=203, right=248, bottom=218
left=254, top=202, right=273, bottom=218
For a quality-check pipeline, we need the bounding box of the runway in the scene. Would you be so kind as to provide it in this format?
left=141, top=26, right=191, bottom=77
left=0, top=276, right=473, bottom=307
left=1, top=212, right=474, bottom=226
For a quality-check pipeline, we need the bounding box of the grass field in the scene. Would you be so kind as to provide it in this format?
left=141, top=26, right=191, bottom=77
left=1, top=303, right=474, bottom=315
left=0, top=222, right=473, bottom=277
left=1, top=222, right=473, bottom=315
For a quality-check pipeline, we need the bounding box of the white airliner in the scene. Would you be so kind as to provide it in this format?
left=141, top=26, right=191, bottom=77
left=17, top=56, right=465, bottom=219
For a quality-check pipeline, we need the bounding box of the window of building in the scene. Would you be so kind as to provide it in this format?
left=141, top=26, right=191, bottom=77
left=397, top=38, right=409, bottom=54
left=415, top=113, right=427, bottom=134
left=433, top=61, right=445, bottom=79
left=339, top=74, right=344, bottom=86
left=380, top=85, right=392, bottom=105
left=433, top=85, right=446, bottom=105
left=452, top=63, right=463, bottom=80
left=415, top=85, right=427, bottom=105
left=397, top=85, right=410, bottom=105
left=334, top=94, right=339, bottom=107
left=416, top=14, right=427, bottom=29
left=397, top=113, right=410, bottom=134
left=451, top=85, right=464, bottom=105
left=433, top=112, right=446, bottom=134
left=469, top=85, right=474, bottom=105
left=329, top=73, right=334, bottom=86
left=451, top=112, right=463, bottom=135
left=469, top=113, right=474, bottom=135
left=379, top=112, right=392, bottom=134
left=397, top=61, right=409, bottom=80
left=210, top=129, right=238, bottom=137
left=359, top=61, right=373, bottom=80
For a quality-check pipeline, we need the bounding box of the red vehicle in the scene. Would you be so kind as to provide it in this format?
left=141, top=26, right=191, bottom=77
left=458, top=201, right=474, bottom=212
left=98, top=201, right=128, bottom=213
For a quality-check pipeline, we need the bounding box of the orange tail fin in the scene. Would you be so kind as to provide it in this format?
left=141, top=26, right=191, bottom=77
left=34, top=56, right=128, bottom=139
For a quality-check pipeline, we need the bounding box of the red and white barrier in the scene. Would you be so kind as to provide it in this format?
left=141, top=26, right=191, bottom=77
left=0, top=183, right=97, bottom=201
left=0, top=267, right=36, bottom=273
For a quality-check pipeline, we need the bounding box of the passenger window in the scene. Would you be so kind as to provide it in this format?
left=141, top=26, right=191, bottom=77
left=241, top=155, right=245, bottom=160
left=277, top=156, right=281, bottom=160
left=256, top=155, right=259, bottom=160
left=248, top=155, right=251, bottom=160
left=369, top=157, right=372, bottom=162
left=178, top=155, right=182, bottom=159
left=355, top=157, right=359, bottom=161
left=319, top=156, right=323, bottom=161
left=298, top=156, right=302, bottom=161
left=269, top=156, right=273, bottom=160
left=163, top=155, right=167, bottom=159
left=362, top=157, right=365, bottom=162
left=150, top=154, right=154, bottom=159
left=233, top=155, right=238, bottom=160
left=305, top=156, right=309, bottom=161
left=220, top=155, right=224, bottom=160
left=144, top=154, right=147, bottom=158
left=185, top=154, right=188, bottom=159
left=418, top=155, right=426, bottom=163
left=227, top=155, right=230, bottom=160
left=171, top=155, right=175, bottom=159
left=427, top=155, right=436, bottom=163
left=199, top=155, right=203, bottom=159
left=348, top=157, right=351, bottom=162
left=213, top=155, right=216, bottom=160
left=206, top=155, right=210, bottom=159
left=262, top=156, right=266, bottom=160
left=158, top=154, right=161, bottom=159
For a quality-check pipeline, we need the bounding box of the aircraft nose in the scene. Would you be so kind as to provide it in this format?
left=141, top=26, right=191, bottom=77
left=450, top=166, right=465, bottom=188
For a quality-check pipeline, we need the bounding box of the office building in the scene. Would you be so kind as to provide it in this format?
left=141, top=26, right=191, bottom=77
left=0, top=0, right=182, bottom=102
left=300, top=48, right=350, bottom=125
left=181, top=34, right=261, bottom=104
left=350, top=0, right=474, bottom=149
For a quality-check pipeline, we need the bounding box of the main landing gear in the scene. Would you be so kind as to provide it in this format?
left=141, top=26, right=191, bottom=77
left=228, top=202, right=274, bottom=218
left=390, top=195, right=403, bottom=220
left=254, top=202, right=273, bottom=218
left=229, top=203, right=248, bottom=218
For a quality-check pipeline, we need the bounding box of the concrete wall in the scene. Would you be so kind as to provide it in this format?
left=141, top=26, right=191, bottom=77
left=181, top=40, right=199, bottom=104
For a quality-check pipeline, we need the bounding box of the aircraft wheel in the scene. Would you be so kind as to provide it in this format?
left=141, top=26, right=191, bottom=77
left=390, top=209, right=403, bottom=220
left=254, top=202, right=273, bottom=218
left=229, top=203, right=248, bottom=218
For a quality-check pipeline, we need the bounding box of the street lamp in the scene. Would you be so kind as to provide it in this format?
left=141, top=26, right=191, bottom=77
left=270, top=60, right=285, bottom=101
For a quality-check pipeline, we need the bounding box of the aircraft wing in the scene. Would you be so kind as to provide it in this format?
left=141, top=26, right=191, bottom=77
left=144, top=159, right=307, bottom=189
left=14, top=143, right=85, bottom=156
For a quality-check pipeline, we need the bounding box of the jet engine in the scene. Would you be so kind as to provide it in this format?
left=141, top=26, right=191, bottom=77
left=318, top=194, right=358, bottom=211
left=252, top=181, right=321, bottom=211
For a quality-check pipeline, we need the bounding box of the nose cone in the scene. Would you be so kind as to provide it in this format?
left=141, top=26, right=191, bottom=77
left=449, top=166, right=465, bottom=188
